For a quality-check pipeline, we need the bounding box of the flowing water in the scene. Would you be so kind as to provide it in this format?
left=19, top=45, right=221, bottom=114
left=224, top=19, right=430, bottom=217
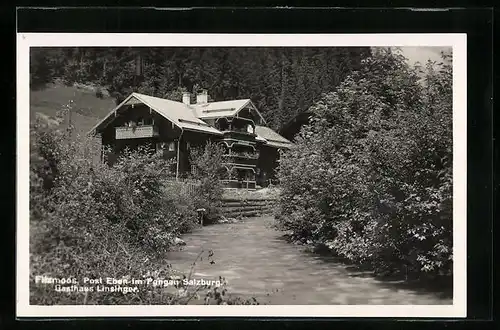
left=167, top=216, right=452, bottom=305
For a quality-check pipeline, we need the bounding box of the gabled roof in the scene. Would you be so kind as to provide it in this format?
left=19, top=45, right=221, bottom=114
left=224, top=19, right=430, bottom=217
left=133, top=93, right=222, bottom=135
left=89, top=93, right=222, bottom=136
left=255, top=125, right=293, bottom=149
left=192, top=99, right=249, bottom=117
left=88, top=92, right=290, bottom=147
left=192, top=99, right=266, bottom=124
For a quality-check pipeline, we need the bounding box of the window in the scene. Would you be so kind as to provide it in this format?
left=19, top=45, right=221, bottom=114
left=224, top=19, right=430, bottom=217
left=168, top=142, right=176, bottom=152
left=191, top=165, right=197, bottom=175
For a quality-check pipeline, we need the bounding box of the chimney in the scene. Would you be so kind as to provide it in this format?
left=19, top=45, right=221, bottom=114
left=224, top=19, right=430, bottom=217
left=182, top=92, right=191, bottom=105
left=196, top=89, right=208, bottom=104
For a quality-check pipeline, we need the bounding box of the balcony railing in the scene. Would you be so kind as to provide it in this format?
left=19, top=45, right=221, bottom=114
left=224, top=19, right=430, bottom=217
left=226, top=150, right=259, bottom=159
left=221, top=130, right=257, bottom=142
left=115, top=125, right=159, bottom=140
left=222, top=154, right=258, bottom=167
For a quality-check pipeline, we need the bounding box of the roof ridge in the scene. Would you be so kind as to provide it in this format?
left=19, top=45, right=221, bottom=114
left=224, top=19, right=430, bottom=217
left=134, top=92, right=248, bottom=104
left=134, top=92, right=185, bottom=104
left=191, top=98, right=251, bottom=106
left=133, top=92, right=251, bottom=115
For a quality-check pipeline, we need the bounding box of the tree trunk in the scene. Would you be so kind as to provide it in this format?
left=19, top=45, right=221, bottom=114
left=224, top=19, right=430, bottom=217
left=277, top=53, right=287, bottom=129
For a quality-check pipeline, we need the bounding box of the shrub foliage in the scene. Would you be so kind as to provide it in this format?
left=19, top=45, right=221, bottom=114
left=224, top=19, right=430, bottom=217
left=29, top=109, right=243, bottom=304
left=189, top=141, right=225, bottom=221
left=276, top=48, right=453, bottom=279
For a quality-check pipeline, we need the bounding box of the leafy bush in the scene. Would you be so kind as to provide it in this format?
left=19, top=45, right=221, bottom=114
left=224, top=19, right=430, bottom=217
left=277, top=48, right=453, bottom=279
left=29, top=109, right=242, bottom=304
left=189, top=141, right=225, bottom=222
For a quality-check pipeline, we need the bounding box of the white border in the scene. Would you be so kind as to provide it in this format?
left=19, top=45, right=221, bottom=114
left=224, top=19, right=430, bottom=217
left=17, top=33, right=467, bottom=318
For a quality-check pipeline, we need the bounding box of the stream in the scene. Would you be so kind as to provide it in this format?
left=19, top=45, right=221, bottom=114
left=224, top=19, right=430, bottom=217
left=167, top=216, right=452, bottom=305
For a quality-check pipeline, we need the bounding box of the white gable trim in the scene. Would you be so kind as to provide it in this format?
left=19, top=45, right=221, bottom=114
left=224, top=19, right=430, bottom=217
left=89, top=93, right=265, bottom=136
left=234, top=100, right=267, bottom=125
left=131, top=93, right=185, bottom=131
left=88, top=93, right=136, bottom=135
left=88, top=92, right=185, bottom=135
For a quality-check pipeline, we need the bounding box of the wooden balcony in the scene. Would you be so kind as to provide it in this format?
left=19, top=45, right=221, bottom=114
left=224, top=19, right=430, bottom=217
left=221, top=130, right=257, bottom=143
left=222, top=154, right=258, bottom=167
left=115, top=125, right=159, bottom=140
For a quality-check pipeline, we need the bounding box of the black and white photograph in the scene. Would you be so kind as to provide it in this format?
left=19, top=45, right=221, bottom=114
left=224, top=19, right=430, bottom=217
left=17, top=33, right=467, bottom=317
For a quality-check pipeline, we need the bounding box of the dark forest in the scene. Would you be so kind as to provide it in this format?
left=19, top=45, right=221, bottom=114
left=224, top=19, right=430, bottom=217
left=30, top=47, right=371, bottom=130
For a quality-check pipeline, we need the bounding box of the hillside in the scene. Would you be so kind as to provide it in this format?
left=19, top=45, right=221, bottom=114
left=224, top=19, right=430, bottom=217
left=30, top=47, right=371, bottom=130
left=30, top=84, right=116, bottom=135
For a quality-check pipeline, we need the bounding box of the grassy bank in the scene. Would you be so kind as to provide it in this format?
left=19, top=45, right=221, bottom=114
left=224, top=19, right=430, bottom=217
left=30, top=83, right=115, bottom=135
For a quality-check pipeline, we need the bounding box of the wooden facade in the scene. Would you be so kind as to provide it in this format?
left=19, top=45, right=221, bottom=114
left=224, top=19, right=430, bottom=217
left=90, top=92, right=291, bottom=189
